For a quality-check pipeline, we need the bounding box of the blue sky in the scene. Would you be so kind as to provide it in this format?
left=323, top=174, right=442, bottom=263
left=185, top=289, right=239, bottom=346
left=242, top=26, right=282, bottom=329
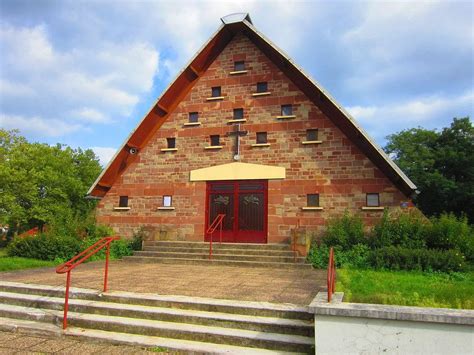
left=0, top=0, right=472, bottom=165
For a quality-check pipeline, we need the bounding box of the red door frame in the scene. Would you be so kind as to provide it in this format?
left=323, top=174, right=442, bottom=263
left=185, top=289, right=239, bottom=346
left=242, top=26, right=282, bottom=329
left=205, top=180, right=268, bottom=243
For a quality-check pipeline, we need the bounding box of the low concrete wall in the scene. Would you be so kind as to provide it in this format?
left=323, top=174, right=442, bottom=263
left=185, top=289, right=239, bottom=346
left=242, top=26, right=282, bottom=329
left=310, top=292, right=474, bottom=355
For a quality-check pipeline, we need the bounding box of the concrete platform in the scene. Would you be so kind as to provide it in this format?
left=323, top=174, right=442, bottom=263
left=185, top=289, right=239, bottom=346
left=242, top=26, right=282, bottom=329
left=0, top=261, right=325, bottom=305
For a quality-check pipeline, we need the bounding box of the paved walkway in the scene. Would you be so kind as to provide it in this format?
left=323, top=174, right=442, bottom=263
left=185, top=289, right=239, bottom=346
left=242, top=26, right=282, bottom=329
left=0, top=330, right=164, bottom=354
left=1, top=261, right=325, bottom=305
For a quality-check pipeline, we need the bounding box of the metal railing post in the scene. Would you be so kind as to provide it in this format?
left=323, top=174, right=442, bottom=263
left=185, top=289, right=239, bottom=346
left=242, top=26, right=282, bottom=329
left=62, top=270, right=71, bottom=329
left=103, top=241, right=110, bottom=292
left=219, top=220, right=222, bottom=244
left=209, top=232, right=213, bottom=259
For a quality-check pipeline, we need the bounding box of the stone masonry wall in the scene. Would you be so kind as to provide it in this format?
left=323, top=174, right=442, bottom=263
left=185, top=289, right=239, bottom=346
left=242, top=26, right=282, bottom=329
left=96, top=32, right=410, bottom=242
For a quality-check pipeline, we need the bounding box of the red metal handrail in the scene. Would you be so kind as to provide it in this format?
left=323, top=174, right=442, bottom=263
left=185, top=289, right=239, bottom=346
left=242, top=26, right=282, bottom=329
left=291, top=219, right=300, bottom=262
left=206, top=214, right=225, bottom=259
left=327, top=247, right=336, bottom=302
left=56, top=236, right=120, bottom=329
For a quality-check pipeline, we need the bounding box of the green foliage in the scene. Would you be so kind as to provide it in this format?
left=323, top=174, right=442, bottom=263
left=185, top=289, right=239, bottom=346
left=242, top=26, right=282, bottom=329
left=369, top=247, right=466, bottom=272
left=0, top=256, right=56, bottom=272
left=6, top=234, right=82, bottom=261
left=308, top=243, right=370, bottom=269
left=426, top=213, right=474, bottom=261
left=337, top=269, right=474, bottom=309
left=0, top=129, right=102, bottom=235
left=370, top=210, right=428, bottom=249
left=384, top=117, right=474, bottom=222
left=322, top=212, right=366, bottom=250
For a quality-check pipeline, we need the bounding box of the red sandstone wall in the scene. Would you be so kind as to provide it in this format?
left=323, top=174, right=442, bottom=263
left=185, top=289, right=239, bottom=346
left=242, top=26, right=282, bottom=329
left=96, top=33, right=410, bottom=242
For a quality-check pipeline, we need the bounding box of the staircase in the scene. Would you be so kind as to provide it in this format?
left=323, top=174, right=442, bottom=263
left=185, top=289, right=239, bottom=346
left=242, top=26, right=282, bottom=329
left=124, top=241, right=311, bottom=269
left=0, top=281, right=314, bottom=354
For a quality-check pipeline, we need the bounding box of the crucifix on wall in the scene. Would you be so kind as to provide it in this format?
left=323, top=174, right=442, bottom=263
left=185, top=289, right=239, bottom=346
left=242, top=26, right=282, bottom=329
left=226, top=123, right=248, bottom=161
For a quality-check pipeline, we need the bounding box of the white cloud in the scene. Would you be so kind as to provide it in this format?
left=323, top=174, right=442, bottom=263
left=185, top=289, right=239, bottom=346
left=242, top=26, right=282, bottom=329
left=347, top=90, right=474, bottom=141
left=0, top=113, right=83, bottom=136
left=70, top=108, right=109, bottom=123
left=90, top=146, right=117, bottom=166
left=0, top=23, right=159, bottom=137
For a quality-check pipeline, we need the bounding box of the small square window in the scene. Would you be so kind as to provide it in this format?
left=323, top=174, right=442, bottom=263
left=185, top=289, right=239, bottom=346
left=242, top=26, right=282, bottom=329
left=234, top=61, right=245, bottom=71
left=189, top=112, right=198, bottom=123
left=119, top=196, right=128, bottom=208
left=233, top=108, right=244, bottom=119
left=211, top=86, right=221, bottom=97
left=306, top=129, right=318, bottom=141
left=367, top=193, right=380, bottom=207
left=210, top=135, right=220, bottom=146
left=163, top=195, right=172, bottom=207
left=281, top=104, right=293, bottom=116
left=307, top=194, right=320, bottom=207
left=167, top=137, right=176, bottom=149
left=256, top=82, right=268, bottom=93
left=256, top=132, right=267, bottom=144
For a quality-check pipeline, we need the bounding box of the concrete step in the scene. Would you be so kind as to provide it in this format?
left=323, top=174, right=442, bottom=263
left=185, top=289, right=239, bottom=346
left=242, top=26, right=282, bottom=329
left=124, top=256, right=312, bottom=269
left=0, top=291, right=313, bottom=336
left=143, top=241, right=290, bottom=251
left=0, top=282, right=313, bottom=320
left=0, top=304, right=313, bottom=352
left=143, top=246, right=297, bottom=256
left=0, top=317, right=304, bottom=354
left=134, top=251, right=307, bottom=263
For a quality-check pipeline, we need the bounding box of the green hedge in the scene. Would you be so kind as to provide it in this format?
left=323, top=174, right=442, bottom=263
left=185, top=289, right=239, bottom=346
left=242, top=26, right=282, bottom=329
left=369, top=247, right=466, bottom=272
left=7, top=232, right=141, bottom=263
left=7, top=234, right=82, bottom=261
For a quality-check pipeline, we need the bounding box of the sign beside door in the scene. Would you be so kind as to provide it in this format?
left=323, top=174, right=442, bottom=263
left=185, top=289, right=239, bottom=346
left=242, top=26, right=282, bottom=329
left=205, top=180, right=268, bottom=243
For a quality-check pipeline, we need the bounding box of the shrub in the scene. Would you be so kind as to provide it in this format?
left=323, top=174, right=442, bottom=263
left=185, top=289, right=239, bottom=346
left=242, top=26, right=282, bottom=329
left=80, top=236, right=134, bottom=261
left=322, top=212, right=367, bottom=250
left=370, top=210, right=428, bottom=249
left=308, top=243, right=370, bottom=269
left=7, top=234, right=82, bottom=261
left=427, top=213, right=474, bottom=261
left=368, top=246, right=466, bottom=272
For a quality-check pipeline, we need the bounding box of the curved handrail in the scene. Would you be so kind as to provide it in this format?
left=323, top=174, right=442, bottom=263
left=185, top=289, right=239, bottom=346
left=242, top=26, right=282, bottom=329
left=327, top=247, right=336, bottom=302
left=206, top=214, right=225, bottom=259
left=56, top=236, right=120, bottom=329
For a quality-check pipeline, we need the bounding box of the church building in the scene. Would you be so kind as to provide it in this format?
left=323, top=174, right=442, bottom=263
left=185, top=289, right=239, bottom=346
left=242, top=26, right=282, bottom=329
left=88, top=13, right=416, bottom=247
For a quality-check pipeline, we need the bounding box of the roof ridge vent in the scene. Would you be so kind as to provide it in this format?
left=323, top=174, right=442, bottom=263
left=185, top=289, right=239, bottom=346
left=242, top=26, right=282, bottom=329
left=221, top=13, right=253, bottom=25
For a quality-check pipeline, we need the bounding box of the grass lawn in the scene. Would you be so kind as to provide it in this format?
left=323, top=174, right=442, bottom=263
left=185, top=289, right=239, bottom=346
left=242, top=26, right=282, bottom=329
left=0, top=247, right=56, bottom=272
left=337, top=269, right=474, bottom=309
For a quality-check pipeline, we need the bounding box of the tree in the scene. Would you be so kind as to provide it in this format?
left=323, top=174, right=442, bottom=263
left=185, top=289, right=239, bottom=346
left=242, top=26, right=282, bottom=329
left=384, top=117, right=474, bottom=222
left=0, top=129, right=102, bottom=235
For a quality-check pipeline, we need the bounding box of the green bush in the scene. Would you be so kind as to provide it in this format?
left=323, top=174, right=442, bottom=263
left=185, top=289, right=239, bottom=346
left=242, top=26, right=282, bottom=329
left=322, top=212, right=367, bottom=250
left=369, top=246, right=466, bottom=272
left=370, top=210, right=428, bottom=249
left=7, top=234, right=82, bottom=261
left=308, top=243, right=370, bottom=269
left=427, top=214, right=474, bottom=261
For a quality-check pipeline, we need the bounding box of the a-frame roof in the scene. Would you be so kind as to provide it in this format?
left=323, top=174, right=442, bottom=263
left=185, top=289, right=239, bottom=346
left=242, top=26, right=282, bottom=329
left=87, top=13, right=417, bottom=198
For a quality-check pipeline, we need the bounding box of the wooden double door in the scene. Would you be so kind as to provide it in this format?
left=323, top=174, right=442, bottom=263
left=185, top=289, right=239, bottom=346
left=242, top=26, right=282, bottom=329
left=205, top=180, right=268, bottom=243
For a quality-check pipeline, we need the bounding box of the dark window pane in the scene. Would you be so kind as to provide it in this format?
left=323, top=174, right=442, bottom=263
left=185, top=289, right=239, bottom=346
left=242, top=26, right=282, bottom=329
left=189, top=112, right=198, bottom=122
left=367, top=193, right=380, bottom=207
left=163, top=195, right=172, bottom=207
left=119, top=196, right=128, bottom=207
left=239, top=182, right=264, bottom=191
left=209, top=194, right=234, bottom=230
left=306, top=129, right=318, bottom=141
left=233, top=108, right=244, bottom=119
left=210, top=135, right=220, bottom=146
left=234, top=61, right=245, bottom=71
left=211, top=86, right=221, bottom=97
left=239, top=193, right=264, bottom=231
left=281, top=104, right=293, bottom=116
left=256, top=82, right=268, bottom=93
left=167, top=137, right=176, bottom=148
left=211, top=183, right=234, bottom=192
left=256, top=132, right=267, bottom=144
left=307, top=194, right=319, bottom=207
